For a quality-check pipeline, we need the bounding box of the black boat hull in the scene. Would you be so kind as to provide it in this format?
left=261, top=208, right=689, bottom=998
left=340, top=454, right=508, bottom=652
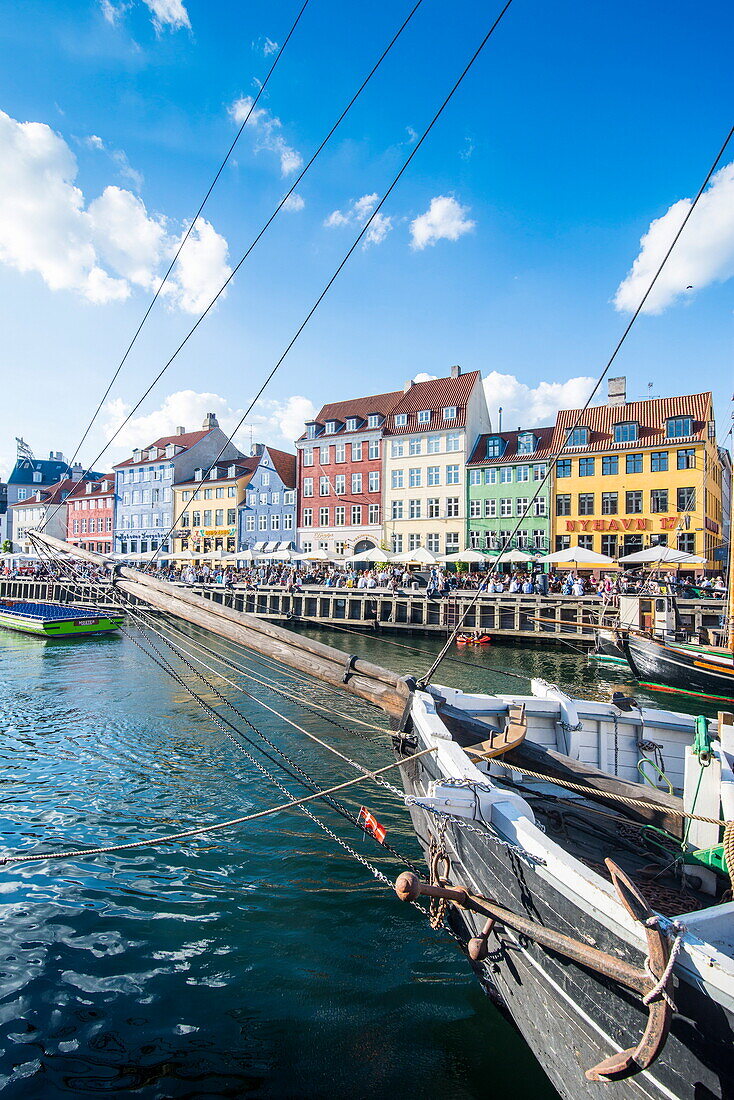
left=397, top=744, right=734, bottom=1100
left=622, top=633, right=734, bottom=704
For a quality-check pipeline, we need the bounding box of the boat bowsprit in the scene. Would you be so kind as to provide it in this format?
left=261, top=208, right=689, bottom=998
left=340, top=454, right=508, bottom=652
left=0, top=599, right=124, bottom=638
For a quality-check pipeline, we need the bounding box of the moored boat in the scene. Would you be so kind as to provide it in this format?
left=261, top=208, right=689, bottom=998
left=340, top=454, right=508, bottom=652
left=0, top=598, right=124, bottom=638
left=621, top=631, right=734, bottom=704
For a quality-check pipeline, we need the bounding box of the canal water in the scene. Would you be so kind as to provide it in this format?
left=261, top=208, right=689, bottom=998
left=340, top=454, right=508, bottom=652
left=0, top=621, right=715, bottom=1098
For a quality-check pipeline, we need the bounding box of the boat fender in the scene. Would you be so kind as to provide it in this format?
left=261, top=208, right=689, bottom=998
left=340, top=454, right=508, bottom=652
left=611, top=690, right=638, bottom=713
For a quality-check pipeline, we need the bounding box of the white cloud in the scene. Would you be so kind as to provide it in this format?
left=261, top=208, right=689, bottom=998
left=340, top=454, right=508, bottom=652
left=261, top=37, right=279, bottom=56
left=614, top=161, right=734, bottom=315
left=84, top=134, right=144, bottom=191
left=410, top=195, right=475, bottom=250
left=229, top=97, right=302, bottom=176
left=363, top=212, right=392, bottom=249
left=324, top=193, right=391, bottom=246
left=101, top=390, right=316, bottom=458
left=0, top=109, right=229, bottom=313
left=482, top=371, right=599, bottom=430
left=412, top=372, right=438, bottom=383
left=282, top=191, right=305, bottom=212
left=100, top=0, right=190, bottom=31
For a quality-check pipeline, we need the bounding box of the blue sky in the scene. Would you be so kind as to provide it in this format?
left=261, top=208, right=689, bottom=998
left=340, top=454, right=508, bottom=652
left=0, top=0, right=732, bottom=477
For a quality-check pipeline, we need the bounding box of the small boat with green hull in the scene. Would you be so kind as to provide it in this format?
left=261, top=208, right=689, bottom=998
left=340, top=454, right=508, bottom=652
left=0, top=599, right=123, bottom=638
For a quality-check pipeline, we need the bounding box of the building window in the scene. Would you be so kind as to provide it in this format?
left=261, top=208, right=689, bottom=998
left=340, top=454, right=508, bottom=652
left=367, top=415, right=380, bottom=429
left=650, top=489, right=668, bottom=513
left=500, top=498, right=512, bottom=517
left=351, top=472, right=362, bottom=494
left=427, top=498, right=440, bottom=519
left=271, top=514, right=280, bottom=530
left=427, top=436, right=441, bottom=454
left=306, top=424, right=317, bottom=439
left=368, top=471, right=379, bottom=493
left=391, top=440, right=404, bottom=458
left=577, top=535, right=593, bottom=550
left=351, top=441, right=362, bottom=461
left=395, top=413, right=408, bottom=428
left=651, top=451, right=668, bottom=472
left=302, top=508, right=313, bottom=527
left=486, top=469, right=498, bottom=484
left=556, top=535, right=571, bottom=551
left=677, top=532, right=696, bottom=554
left=392, top=534, right=403, bottom=552
left=368, top=504, right=380, bottom=524
left=443, top=407, right=457, bottom=421
left=227, top=509, right=236, bottom=525
left=345, top=418, right=358, bottom=432
left=469, top=499, right=482, bottom=518
left=426, top=533, right=440, bottom=553
left=626, top=490, right=642, bottom=514
left=533, top=498, right=547, bottom=517
left=351, top=505, right=362, bottom=525
left=579, top=458, right=595, bottom=477
left=320, top=447, right=330, bottom=465
left=445, top=432, right=460, bottom=453
left=578, top=493, right=594, bottom=515
left=516, top=498, right=529, bottom=518
left=302, top=478, right=313, bottom=497
left=556, top=459, right=571, bottom=478
left=426, top=466, right=440, bottom=487
left=601, top=492, right=618, bottom=515
left=601, top=534, right=617, bottom=558
left=214, top=508, right=224, bottom=525
left=368, top=439, right=379, bottom=460
left=319, top=477, right=330, bottom=496
left=334, top=475, right=346, bottom=495
left=567, top=427, right=589, bottom=446
left=446, top=465, right=460, bottom=485
left=408, top=468, right=422, bottom=488
left=409, top=499, right=421, bottom=520
left=391, top=469, right=404, bottom=489
left=498, top=467, right=512, bottom=484
left=469, top=469, right=482, bottom=486
left=409, top=438, right=422, bottom=456
left=556, top=494, right=571, bottom=516
left=417, top=410, right=431, bottom=424
left=677, top=487, right=695, bottom=511
left=284, top=514, right=294, bottom=530
left=334, top=507, right=345, bottom=526
left=445, top=531, right=459, bottom=552
left=602, top=455, right=618, bottom=476
left=677, top=448, right=696, bottom=470
left=324, top=421, right=337, bottom=434
left=391, top=500, right=404, bottom=520
left=335, top=443, right=346, bottom=463
left=517, top=433, right=535, bottom=455
left=626, top=453, right=643, bottom=474
left=485, top=498, right=497, bottom=518
left=667, top=416, right=693, bottom=439
left=516, top=465, right=529, bottom=482
left=258, top=515, right=268, bottom=530
left=446, top=498, right=459, bottom=518
left=319, top=507, right=329, bottom=525
left=485, top=437, right=503, bottom=459
left=614, top=422, right=638, bottom=443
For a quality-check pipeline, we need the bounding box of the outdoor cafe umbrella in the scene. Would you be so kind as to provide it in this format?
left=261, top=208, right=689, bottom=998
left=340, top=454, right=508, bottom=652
left=492, top=548, right=535, bottom=564
left=255, top=549, right=294, bottom=561
left=297, top=548, right=336, bottom=562
left=390, top=547, right=440, bottom=565
left=440, top=549, right=491, bottom=564
left=343, top=547, right=393, bottom=563
left=538, top=546, right=616, bottom=566
left=617, top=545, right=707, bottom=565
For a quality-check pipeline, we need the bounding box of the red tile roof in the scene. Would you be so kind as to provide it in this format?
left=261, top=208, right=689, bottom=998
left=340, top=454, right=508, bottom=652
left=113, top=430, right=210, bottom=468
left=299, top=390, right=403, bottom=439
left=550, top=392, right=713, bottom=454
left=383, top=371, right=481, bottom=435
left=264, top=446, right=297, bottom=489
left=467, top=427, right=555, bottom=466
left=11, top=477, right=79, bottom=507
left=66, top=476, right=115, bottom=500
left=174, top=459, right=257, bottom=488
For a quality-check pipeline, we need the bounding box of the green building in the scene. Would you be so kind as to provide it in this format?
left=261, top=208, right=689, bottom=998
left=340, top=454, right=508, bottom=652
left=466, top=427, right=553, bottom=556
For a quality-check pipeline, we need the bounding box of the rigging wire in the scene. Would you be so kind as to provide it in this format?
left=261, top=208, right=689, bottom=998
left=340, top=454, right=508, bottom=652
left=41, top=0, right=430, bottom=532
left=38, top=0, right=312, bottom=531
left=140, top=0, right=516, bottom=567
left=419, top=122, right=734, bottom=687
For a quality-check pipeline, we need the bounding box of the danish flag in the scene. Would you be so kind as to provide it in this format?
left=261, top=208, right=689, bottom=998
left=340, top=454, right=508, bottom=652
left=358, top=806, right=387, bottom=845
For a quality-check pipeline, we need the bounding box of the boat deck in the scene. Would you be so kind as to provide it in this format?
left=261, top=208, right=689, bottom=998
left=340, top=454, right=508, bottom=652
left=0, top=600, right=113, bottom=622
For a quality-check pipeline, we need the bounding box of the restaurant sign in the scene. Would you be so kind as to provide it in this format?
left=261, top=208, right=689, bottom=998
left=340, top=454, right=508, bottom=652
left=564, top=516, right=680, bottom=533
left=195, top=527, right=237, bottom=538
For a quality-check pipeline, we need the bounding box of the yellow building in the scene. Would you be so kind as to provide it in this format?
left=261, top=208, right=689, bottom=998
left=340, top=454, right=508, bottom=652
left=550, top=380, right=723, bottom=568
left=172, top=460, right=254, bottom=556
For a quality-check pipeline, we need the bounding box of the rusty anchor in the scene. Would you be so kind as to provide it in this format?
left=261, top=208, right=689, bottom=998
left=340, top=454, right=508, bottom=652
left=394, top=857, right=675, bottom=1083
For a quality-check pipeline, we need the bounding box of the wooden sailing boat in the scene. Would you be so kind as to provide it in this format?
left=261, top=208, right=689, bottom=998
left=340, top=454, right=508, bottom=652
left=28, top=530, right=734, bottom=1100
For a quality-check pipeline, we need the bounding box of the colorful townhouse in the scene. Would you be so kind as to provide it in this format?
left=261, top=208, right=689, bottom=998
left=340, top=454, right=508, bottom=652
left=172, top=459, right=256, bottom=556
left=381, top=367, right=491, bottom=555
left=550, top=378, right=724, bottom=567
left=239, top=445, right=297, bottom=551
left=67, top=476, right=115, bottom=556
left=295, top=389, right=402, bottom=556
left=466, top=427, right=554, bottom=554
left=6, top=441, right=102, bottom=546
left=11, top=478, right=81, bottom=553
left=114, top=414, right=240, bottom=557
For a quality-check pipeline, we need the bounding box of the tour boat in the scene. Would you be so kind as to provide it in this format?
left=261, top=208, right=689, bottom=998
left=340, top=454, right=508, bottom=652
left=0, top=598, right=123, bottom=638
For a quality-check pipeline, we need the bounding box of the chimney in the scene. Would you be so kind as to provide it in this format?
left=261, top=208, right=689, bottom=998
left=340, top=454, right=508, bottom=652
left=498, top=406, right=503, bottom=432
left=202, top=412, right=219, bottom=430
left=450, top=364, right=461, bottom=378
left=403, top=380, right=413, bottom=393
left=71, top=463, right=84, bottom=482
left=176, top=426, right=186, bottom=435
left=607, top=376, right=627, bottom=407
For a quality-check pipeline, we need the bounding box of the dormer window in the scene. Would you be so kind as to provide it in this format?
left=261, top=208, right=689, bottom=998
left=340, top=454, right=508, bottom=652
left=417, top=410, right=431, bottom=424
left=306, top=423, right=317, bottom=439
left=485, top=437, right=504, bottom=459
left=345, top=418, right=358, bottom=432
left=101, top=480, right=110, bottom=492
left=194, top=468, right=203, bottom=481
left=209, top=468, right=218, bottom=480
left=442, top=407, right=457, bottom=421
left=228, top=465, right=237, bottom=478
left=516, top=432, right=536, bottom=455
left=666, top=416, right=693, bottom=439
left=133, top=449, right=141, bottom=462
left=367, top=414, right=381, bottom=429
left=86, top=482, right=93, bottom=493
left=395, top=413, right=408, bottom=428
left=566, top=427, right=589, bottom=447
left=32, top=471, right=42, bottom=483
left=165, top=444, right=175, bottom=458
left=613, top=421, right=638, bottom=443
left=325, top=420, right=338, bottom=434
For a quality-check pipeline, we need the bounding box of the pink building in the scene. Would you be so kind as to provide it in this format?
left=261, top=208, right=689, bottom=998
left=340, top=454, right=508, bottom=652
left=67, top=476, right=115, bottom=556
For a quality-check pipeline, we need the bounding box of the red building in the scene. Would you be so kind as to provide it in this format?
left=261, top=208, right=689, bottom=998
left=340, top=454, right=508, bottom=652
left=67, top=475, right=115, bottom=555
left=295, top=389, right=402, bottom=555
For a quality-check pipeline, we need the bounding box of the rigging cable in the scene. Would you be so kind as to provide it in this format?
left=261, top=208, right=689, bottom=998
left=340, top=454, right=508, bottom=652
left=418, top=122, right=734, bottom=687
left=40, top=0, right=431, bottom=533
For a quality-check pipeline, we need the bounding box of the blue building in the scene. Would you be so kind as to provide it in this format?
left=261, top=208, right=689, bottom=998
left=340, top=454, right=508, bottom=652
left=113, top=413, right=240, bottom=556
left=5, top=438, right=102, bottom=546
left=238, top=445, right=297, bottom=551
